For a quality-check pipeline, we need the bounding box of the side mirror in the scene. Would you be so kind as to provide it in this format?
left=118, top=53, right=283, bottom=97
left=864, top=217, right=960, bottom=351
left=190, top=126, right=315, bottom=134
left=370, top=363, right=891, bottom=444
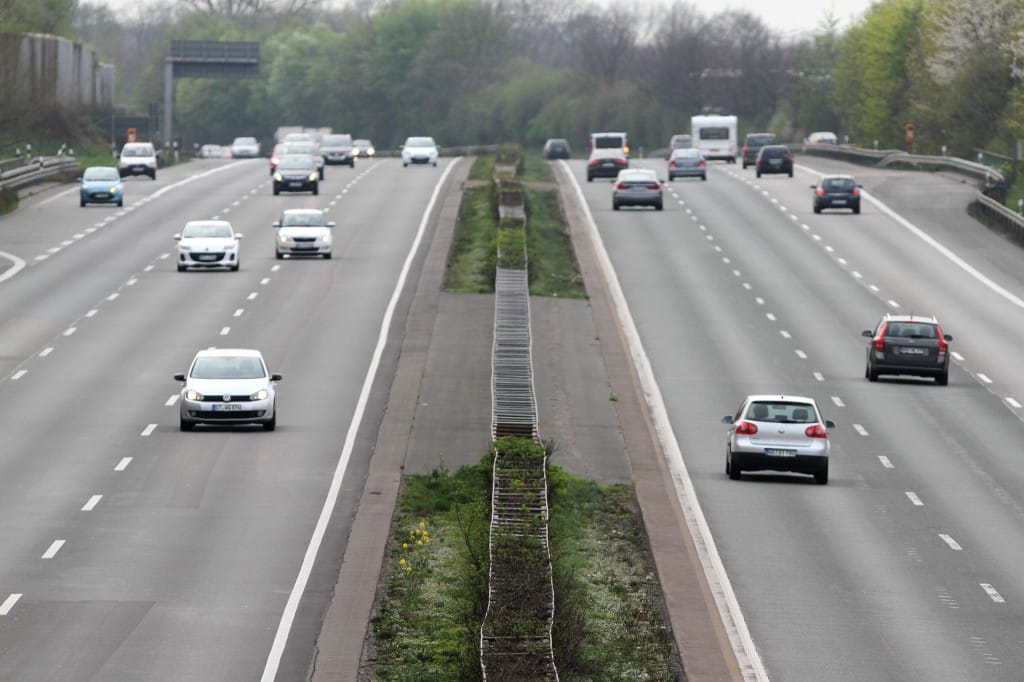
left=272, top=221, right=281, bottom=228
left=721, top=415, right=735, bottom=424
left=861, top=330, right=873, bottom=338
left=825, top=420, right=836, bottom=429
left=76, top=177, right=83, bottom=182
left=270, top=373, right=283, bottom=381
left=235, top=233, right=244, bottom=239
left=809, top=184, right=817, bottom=189
left=944, top=334, right=953, bottom=342
left=173, top=233, right=181, bottom=240
left=327, top=221, right=336, bottom=227
left=173, top=373, right=186, bottom=381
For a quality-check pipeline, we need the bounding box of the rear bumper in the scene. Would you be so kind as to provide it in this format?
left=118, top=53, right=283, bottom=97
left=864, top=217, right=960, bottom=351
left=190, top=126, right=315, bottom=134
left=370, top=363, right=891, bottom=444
left=732, top=451, right=828, bottom=475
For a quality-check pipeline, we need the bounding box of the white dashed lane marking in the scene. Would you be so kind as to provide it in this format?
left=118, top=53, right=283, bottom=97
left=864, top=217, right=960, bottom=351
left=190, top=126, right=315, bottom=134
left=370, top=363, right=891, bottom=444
left=878, top=456, right=894, bottom=469
left=0, top=594, right=22, bottom=615
left=854, top=424, right=869, bottom=436
left=115, top=457, right=132, bottom=471
left=980, top=584, right=1005, bottom=604
left=939, top=534, right=963, bottom=551
left=12, top=370, right=27, bottom=381
left=81, top=495, right=103, bottom=512
left=905, top=492, right=924, bottom=506
left=41, top=540, right=65, bottom=559
left=141, top=424, right=157, bottom=437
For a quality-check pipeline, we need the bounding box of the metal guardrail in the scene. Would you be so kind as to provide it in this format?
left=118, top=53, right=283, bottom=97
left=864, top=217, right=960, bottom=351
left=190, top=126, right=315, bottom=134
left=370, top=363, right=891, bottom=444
left=0, top=155, right=80, bottom=192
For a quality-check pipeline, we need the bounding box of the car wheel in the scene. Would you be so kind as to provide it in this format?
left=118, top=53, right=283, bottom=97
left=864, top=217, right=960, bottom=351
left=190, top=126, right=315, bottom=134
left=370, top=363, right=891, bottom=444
left=788, top=170, right=793, bottom=177
left=701, top=175, right=706, bottom=181
left=866, top=362, right=878, bottom=382
left=612, top=202, right=620, bottom=211
left=231, top=262, right=240, bottom=271
left=668, top=176, right=673, bottom=182
left=655, top=201, right=663, bottom=211
left=814, top=205, right=821, bottom=214
left=756, top=170, right=762, bottom=178
left=403, top=162, right=408, bottom=167
left=853, top=204, right=861, bottom=214
left=728, top=452, right=741, bottom=480
left=273, top=186, right=280, bottom=195
left=742, top=162, right=748, bottom=169
left=275, top=251, right=283, bottom=260
left=319, top=169, right=324, bottom=180
left=323, top=252, right=332, bottom=259
left=936, top=371, right=949, bottom=386
left=587, top=175, right=593, bottom=182
left=263, top=408, right=276, bottom=431
left=80, top=198, right=86, bottom=207
left=180, top=418, right=194, bottom=432
left=814, top=462, right=829, bottom=485
left=149, top=171, right=156, bottom=180
left=177, top=264, right=187, bottom=272
left=117, top=199, right=123, bottom=207
left=313, top=185, right=319, bottom=195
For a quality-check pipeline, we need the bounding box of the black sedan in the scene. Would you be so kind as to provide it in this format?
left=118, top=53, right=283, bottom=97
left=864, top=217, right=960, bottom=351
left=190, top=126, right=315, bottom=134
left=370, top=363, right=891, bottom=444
left=586, top=149, right=628, bottom=181
left=812, top=175, right=862, bottom=214
left=273, top=155, right=319, bottom=195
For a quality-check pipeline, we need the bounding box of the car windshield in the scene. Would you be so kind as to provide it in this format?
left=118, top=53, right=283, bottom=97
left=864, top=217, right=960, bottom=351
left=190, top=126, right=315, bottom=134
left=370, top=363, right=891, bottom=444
left=191, top=355, right=265, bottom=380
left=183, top=222, right=233, bottom=239
left=406, top=137, right=436, bottom=147
left=83, top=167, right=119, bottom=181
left=354, top=139, right=371, bottom=147
left=823, top=178, right=855, bottom=191
left=281, top=211, right=326, bottom=227
left=746, top=401, right=816, bottom=424
left=278, top=156, right=314, bottom=170
left=233, top=137, right=256, bottom=145
left=122, top=145, right=153, bottom=157
left=322, top=135, right=352, bottom=146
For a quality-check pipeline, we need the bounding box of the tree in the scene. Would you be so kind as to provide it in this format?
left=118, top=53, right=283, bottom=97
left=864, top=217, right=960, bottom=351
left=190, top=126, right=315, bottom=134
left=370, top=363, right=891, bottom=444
left=0, top=0, right=77, bottom=37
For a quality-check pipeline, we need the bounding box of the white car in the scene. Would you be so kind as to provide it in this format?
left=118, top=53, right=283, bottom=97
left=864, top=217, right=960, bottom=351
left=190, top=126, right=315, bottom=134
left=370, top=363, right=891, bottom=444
left=230, top=136, right=260, bottom=157
left=118, top=141, right=157, bottom=179
left=721, top=394, right=835, bottom=484
left=274, top=208, right=335, bottom=259
left=174, top=348, right=281, bottom=431
left=401, top=136, right=439, bottom=166
left=174, top=220, right=242, bottom=272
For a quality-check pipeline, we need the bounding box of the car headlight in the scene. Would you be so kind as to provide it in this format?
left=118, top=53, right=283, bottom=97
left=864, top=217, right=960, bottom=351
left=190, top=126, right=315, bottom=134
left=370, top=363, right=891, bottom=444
left=322, top=232, right=332, bottom=244
left=274, top=172, right=283, bottom=181
left=110, top=186, right=119, bottom=193
left=250, top=388, right=269, bottom=401
left=279, top=233, right=291, bottom=244
left=185, top=389, right=204, bottom=401
left=179, top=245, right=192, bottom=252
left=309, top=172, right=318, bottom=182
left=223, top=243, right=237, bottom=250
left=367, top=147, right=375, bottom=156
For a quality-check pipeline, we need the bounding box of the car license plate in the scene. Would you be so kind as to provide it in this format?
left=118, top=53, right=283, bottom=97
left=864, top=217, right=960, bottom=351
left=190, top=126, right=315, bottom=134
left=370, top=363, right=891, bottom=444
left=770, top=159, right=781, bottom=166
left=289, top=181, right=303, bottom=187
left=94, top=193, right=109, bottom=199
left=197, top=254, right=218, bottom=262
left=602, top=162, right=615, bottom=167
left=900, top=347, right=927, bottom=355
left=764, top=448, right=797, bottom=457
left=832, top=200, right=846, bottom=205
left=211, top=403, right=242, bottom=411
left=294, top=245, right=316, bottom=250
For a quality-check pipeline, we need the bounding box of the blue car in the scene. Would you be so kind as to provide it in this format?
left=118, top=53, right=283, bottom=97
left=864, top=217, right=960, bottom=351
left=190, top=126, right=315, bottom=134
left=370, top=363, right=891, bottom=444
left=79, top=166, right=124, bottom=207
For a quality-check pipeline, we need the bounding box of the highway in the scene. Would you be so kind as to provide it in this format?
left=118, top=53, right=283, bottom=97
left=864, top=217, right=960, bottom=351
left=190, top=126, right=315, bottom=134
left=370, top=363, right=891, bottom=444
left=564, top=155, right=1024, bottom=680
left=0, top=156, right=458, bottom=680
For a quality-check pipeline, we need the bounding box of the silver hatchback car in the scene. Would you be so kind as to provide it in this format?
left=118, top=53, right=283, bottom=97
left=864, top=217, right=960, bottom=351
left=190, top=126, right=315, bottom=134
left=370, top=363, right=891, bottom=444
left=722, top=395, right=834, bottom=484
left=174, top=348, right=281, bottom=431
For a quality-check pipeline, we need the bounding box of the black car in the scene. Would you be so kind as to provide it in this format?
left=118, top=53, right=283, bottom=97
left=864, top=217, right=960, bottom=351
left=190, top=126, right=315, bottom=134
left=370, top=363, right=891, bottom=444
left=863, top=314, right=953, bottom=385
left=755, top=144, right=793, bottom=178
left=813, top=175, right=862, bottom=214
left=741, top=132, right=776, bottom=168
left=320, top=133, right=355, bottom=167
left=543, top=138, right=571, bottom=159
left=586, top=149, right=628, bottom=181
left=272, top=154, right=319, bottom=195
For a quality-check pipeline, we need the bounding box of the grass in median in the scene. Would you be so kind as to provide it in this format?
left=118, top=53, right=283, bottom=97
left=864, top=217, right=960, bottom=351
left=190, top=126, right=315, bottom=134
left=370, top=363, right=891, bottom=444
left=525, top=184, right=587, bottom=299
left=368, top=458, right=681, bottom=680
left=445, top=178, right=497, bottom=293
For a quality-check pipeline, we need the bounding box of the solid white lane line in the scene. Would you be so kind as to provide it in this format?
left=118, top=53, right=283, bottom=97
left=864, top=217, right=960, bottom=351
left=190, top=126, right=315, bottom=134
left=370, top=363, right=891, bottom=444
left=878, top=456, right=894, bottom=468
left=81, top=495, right=102, bottom=512
left=141, top=424, right=157, bottom=437
left=905, top=492, right=924, bottom=506
left=813, top=372, right=825, bottom=382
left=234, top=309, right=244, bottom=317
left=166, top=395, right=179, bottom=406
left=795, top=349, right=807, bottom=359
left=220, top=327, right=230, bottom=336
left=980, top=584, right=1005, bottom=603
left=977, top=373, right=992, bottom=384
left=939, top=534, right=963, bottom=551
left=12, top=370, right=27, bottom=381
left=39, top=347, right=53, bottom=357
left=1006, top=398, right=1022, bottom=409
left=41, top=540, right=65, bottom=559
left=854, top=424, right=869, bottom=436
left=0, top=594, right=22, bottom=615
left=831, top=396, right=845, bottom=407
left=115, top=457, right=132, bottom=471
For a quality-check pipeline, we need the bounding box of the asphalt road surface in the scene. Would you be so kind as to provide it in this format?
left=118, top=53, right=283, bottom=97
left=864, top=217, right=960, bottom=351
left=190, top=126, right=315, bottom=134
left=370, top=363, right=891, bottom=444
left=564, top=155, right=1024, bottom=680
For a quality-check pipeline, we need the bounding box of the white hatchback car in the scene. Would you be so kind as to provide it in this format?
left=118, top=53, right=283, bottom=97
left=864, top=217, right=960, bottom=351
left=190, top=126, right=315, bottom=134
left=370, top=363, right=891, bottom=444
left=174, top=348, right=281, bottom=431
left=174, top=220, right=242, bottom=271
left=273, top=208, right=335, bottom=259
left=401, top=136, right=439, bottom=166
left=118, top=142, right=158, bottom=179
left=230, top=136, right=260, bottom=157
left=721, top=395, right=835, bottom=484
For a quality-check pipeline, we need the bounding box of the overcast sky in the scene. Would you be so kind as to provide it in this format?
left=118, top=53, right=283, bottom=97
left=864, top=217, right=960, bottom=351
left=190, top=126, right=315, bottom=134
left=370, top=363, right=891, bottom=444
left=663, top=0, right=876, bottom=37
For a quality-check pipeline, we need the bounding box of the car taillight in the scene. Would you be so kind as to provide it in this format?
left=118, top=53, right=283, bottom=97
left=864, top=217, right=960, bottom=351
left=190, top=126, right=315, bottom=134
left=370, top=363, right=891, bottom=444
left=670, top=162, right=677, bottom=168
left=616, top=183, right=628, bottom=190
left=742, top=146, right=749, bottom=154
left=589, top=159, right=600, bottom=167
left=699, top=160, right=706, bottom=167
left=805, top=424, right=828, bottom=438
left=874, top=322, right=888, bottom=352
left=816, top=188, right=826, bottom=196
left=736, top=421, right=758, bottom=435
left=647, top=183, right=660, bottom=190
left=937, top=326, right=948, bottom=354
left=617, top=159, right=627, bottom=166
left=852, top=188, right=860, bottom=196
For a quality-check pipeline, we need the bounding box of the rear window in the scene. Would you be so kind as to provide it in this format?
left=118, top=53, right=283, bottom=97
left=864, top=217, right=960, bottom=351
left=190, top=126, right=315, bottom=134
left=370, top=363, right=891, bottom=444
left=886, top=323, right=937, bottom=339
left=761, top=146, right=789, bottom=158
left=746, top=401, right=817, bottom=424
left=746, top=134, right=775, bottom=146
left=823, top=178, right=855, bottom=191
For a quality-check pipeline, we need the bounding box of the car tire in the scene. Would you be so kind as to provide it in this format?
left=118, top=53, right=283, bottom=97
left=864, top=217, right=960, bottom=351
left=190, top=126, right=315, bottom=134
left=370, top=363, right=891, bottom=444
left=814, top=462, right=829, bottom=485
left=403, top=162, right=408, bottom=167
left=756, top=170, right=762, bottom=178
left=177, top=263, right=187, bottom=272
left=263, top=409, right=276, bottom=431
left=80, top=198, right=86, bottom=207
left=936, top=371, right=949, bottom=386
left=319, top=169, right=324, bottom=180
left=655, top=201, right=663, bottom=211
left=788, top=170, right=793, bottom=177
left=668, top=176, right=673, bottom=182
left=727, top=453, right=741, bottom=480
left=180, top=418, right=194, bottom=432
left=587, top=175, right=593, bottom=182
left=612, top=202, right=620, bottom=211
left=323, top=252, right=332, bottom=259
left=814, top=205, right=822, bottom=214
left=866, top=362, right=878, bottom=382
left=273, top=186, right=280, bottom=196
left=231, top=262, right=240, bottom=271
left=275, top=251, right=283, bottom=260
left=853, top=204, right=861, bottom=214
left=313, top=184, right=319, bottom=196
left=701, top=175, right=706, bottom=181
left=117, top=199, right=123, bottom=207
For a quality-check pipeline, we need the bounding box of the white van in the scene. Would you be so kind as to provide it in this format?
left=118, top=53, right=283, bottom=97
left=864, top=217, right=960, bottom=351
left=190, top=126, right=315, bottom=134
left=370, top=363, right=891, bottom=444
left=691, top=115, right=737, bottom=163
left=118, top=142, right=158, bottom=179
left=589, top=132, right=630, bottom=157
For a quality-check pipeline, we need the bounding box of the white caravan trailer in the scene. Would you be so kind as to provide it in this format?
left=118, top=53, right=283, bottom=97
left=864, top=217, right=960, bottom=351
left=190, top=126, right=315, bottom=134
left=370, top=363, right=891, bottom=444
left=691, top=114, right=737, bottom=162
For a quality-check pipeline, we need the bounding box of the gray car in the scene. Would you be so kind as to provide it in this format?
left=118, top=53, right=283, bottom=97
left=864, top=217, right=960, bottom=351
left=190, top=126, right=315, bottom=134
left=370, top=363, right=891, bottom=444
left=667, top=148, right=706, bottom=181
left=274, top=208, right=335, bottom=259
left=612, top=168, right=663, bottom=210
left=174, top=348, right=281, bottom=431
left=321, top=133, right=355, bottom=166
left=863, top=313, right=952, bottom=384
left=722, top=394, right=834, bottom=484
